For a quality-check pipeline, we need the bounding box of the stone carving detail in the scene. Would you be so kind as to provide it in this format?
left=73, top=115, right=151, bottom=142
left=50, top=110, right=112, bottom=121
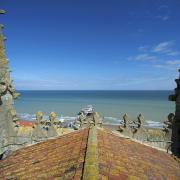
left=8, top=108, right=18, bottom=122
left=35, top=111, right=44, bottom=125
left=0, top=19, right=19, bottom=106
left=119, top=113, right=129, bottom=132
left=0, top=81, right=20, bottom=105
left=136, top=113, right=144, bottom=128
left=0, top=10, right=20, bottom=153
left=32, top=112, right=47, bottom=140
left=163, top=113, right=174, bottom=133
left=119, top=113, right=144, bottom=135
left=49, top=112, right=61, bottom=128
left=49, top=112, right=57, bottom=123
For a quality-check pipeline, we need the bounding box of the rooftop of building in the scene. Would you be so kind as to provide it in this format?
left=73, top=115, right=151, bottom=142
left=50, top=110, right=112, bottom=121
left=0, top=128, right=88, bottom=179
left=18, top=120, right=35, bottom=127
left=0, top=127, right=179, bottom=179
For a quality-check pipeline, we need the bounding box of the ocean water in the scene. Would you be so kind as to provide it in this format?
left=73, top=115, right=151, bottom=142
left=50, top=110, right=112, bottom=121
left=14, top=90, right=175, bottom=127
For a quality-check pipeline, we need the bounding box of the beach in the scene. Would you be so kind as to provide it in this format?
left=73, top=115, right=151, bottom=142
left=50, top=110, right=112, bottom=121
left=14, top=90, right=174, bottom=128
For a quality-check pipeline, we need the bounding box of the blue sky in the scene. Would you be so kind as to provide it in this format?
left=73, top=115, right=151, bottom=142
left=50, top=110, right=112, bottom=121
left=1, top=0, right=180, bottom=90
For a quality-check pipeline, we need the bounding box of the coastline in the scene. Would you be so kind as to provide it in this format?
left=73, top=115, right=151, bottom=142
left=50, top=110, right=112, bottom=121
left=15, top=90, right=174, bottom=124
left=17, top=112, right=164, bottom=129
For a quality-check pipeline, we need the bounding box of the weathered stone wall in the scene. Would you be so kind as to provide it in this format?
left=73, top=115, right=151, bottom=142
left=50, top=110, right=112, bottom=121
left=170, top=76, right=180, bottom=157
left=101, top=112, right=173, bottom=151
left=0, top=10, right=20, bottom=153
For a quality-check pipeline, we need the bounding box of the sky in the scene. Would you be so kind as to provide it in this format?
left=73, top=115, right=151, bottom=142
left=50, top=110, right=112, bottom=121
left=1, top=0, right=180, bottom=90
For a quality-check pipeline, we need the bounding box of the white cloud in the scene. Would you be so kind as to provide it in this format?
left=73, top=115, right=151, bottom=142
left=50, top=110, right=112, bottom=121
left=138, top=45, right=149, bottom=52
left=156, top=15, right=169, bottom=21
left=167, top=51, right=179, bottom=56
left=158, top=5, right=168, bottom=10
left=152, top=41, right=179, bottom=56
left=162, top=15, right=169, bottom=21
left=158, top=15, right=169, bottom=21
left=166, top=60, right=180, bottom=65
left=134, top=54, right=156, bottom=61
left=129, top=41, right=179, bottom=71
left=152, top=41, right=173, bottom=52
left=157, top=5, right=170, bottom=21
left=154, top=64, right=166, bottom=68
left=154, top=60, right=180, bottom=70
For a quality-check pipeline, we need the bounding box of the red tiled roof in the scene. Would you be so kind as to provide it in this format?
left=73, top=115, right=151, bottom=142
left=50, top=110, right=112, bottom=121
left=0, top=127, right=180, bottom=179
left=98, top=129, right=180, bottom=180
left=0, top=128, right=89, bottom=179
left=18, top=120, right=34, bottom=127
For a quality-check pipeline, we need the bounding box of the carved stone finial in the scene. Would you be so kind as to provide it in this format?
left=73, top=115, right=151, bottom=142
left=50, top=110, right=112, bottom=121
left=118, top=113, right=129, bottom=133
left=49, top=112, right=57, bottom=122
left=9, top=108, right=19, bottom=122
left=163, top=113, right=174, bottom=133
left=50, top=112, right=57, bottom=117
left=36, top=111, right=43, bottom=124
left=137, top=113, right=144, bottom=128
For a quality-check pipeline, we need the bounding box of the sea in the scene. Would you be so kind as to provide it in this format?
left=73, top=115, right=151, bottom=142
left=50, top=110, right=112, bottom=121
left=14, top=90, right=175, bottom=128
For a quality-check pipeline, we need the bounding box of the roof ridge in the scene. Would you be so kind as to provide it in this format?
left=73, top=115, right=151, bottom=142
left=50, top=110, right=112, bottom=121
left=82, top=126, right=99, bottom=180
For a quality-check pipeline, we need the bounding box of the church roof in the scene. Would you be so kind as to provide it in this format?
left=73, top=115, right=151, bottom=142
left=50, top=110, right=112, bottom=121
left=98, top=129, right=180, bottom=179
left=0, top=127, right=180, bottom=179
left=0, top=128, right=88, bottom=179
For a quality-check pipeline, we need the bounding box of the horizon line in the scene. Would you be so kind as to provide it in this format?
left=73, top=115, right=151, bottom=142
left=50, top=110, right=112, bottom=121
left=16, top=89, right=173, bottom=91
